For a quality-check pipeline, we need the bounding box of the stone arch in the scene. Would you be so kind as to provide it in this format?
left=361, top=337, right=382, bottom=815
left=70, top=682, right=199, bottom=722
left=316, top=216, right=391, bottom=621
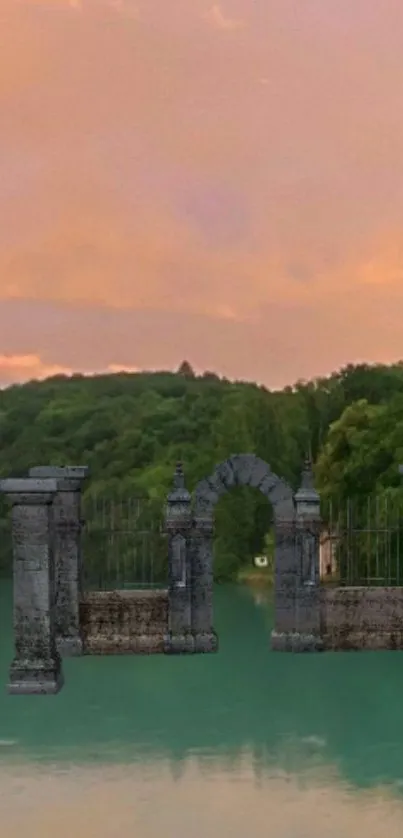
left=193, top=454, right=295, bottom=522
left=190, top=454, right=297, bottom=654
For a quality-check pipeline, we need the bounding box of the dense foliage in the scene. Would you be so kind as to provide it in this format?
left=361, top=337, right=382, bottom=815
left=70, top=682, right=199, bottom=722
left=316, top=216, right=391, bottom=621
left=2, top=360, right=403, bottom=581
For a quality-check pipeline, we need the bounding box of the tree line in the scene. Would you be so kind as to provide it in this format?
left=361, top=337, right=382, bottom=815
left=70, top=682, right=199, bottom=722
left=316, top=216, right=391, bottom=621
left=1, top=359, right=403, bottom=581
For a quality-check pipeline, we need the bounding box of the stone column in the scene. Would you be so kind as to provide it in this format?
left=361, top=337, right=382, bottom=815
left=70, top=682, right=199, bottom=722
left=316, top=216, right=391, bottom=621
left=271, top=516, right=299, bottom=650
left=29, top=466, right=88, bottom=656
left=164, top=463, right=194, bottom=653
left=0, top=478, right=63, bottom=694
left=293, top=457, right=323, bottom=651
left=190, top=509, right=218, bottom=653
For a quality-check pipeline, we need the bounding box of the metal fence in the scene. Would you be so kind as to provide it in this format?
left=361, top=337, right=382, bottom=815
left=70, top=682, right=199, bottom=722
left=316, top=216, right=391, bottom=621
left=320, top=496, right=403, bottom=586
left=81, top=495, right=168, bottom=591
left=2, top=487, right=402, bottom=590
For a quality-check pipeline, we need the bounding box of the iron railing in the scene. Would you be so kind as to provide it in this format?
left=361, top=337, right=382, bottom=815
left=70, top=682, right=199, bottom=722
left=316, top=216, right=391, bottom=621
left=81, top=495, right=168, bottom=591
left=320, top=496, right=403, bottom=586
left=2, top=489, right=403, bottom=589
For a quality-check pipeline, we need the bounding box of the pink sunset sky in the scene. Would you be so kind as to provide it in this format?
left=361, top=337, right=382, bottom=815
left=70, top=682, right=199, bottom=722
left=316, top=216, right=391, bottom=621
left=1, top=0, right=403, bottom=389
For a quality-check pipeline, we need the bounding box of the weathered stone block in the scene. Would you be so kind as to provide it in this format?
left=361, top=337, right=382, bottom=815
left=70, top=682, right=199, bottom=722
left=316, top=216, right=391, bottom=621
left=271, top=631, right=324, bottom=652
left=28, top=466, right=88, bottom=658
left=80, top=590, right=169, bottom=654
left=231, top=454, right=256, bottom=485
left=8, top=657, right=63, bottom=695
left=215, top=460, right=237, bottom=490
left=0, top=479, right=64, bottom=694
left=0, top=478, right=59, bottom=495
left=192, top=631, right=218, bottom=653
left=164, top=632, right=195, bottom=654
left=320, top=586, right=403, bottom=650
left=29, top=466, right=89, bottom=480
left=248, top=457, right=272, bottom=489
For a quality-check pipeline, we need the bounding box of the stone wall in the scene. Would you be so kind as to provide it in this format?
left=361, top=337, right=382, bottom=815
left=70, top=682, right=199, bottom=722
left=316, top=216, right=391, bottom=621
left=321, top=586, right=403, bottom=650
left=79, top=590, right=169, bottom=654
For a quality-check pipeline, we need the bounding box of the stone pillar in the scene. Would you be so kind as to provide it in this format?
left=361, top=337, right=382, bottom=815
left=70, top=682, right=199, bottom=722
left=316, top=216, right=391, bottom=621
left=190, top=509, right=218, bottom=653
left=293, top=457, right=323, bottom=651
left=164, top=463, right=194, bottom=653
left=29, top=466, right=88, bottom=656
left=0, top=478, right=64, bottom=694
left=271, top=516, right=300, bottom=650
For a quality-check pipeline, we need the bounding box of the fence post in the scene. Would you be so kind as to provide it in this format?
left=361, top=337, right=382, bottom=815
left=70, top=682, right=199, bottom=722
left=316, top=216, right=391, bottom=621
left=293, top=457, right=324, bottom=650
left=164, top=463, right=194, bottom=653
left=29, top=466, right=88, bottom=656
left=0, top=477, right=64, bottom=694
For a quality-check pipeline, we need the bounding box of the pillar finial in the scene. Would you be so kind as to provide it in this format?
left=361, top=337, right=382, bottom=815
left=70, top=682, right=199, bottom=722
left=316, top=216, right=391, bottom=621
left=300, top=453, right=314, bottom=491
left=173, top=461, right=185, bottom=490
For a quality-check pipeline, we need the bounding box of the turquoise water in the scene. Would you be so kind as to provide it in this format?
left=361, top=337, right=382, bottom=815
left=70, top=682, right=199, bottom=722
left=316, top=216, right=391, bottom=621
left=1, top=580, right=403, bottom=836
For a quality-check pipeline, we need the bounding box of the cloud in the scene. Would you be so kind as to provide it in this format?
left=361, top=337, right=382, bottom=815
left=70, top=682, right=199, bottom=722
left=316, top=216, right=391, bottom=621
left=107, top=363, right=140, bottom=373
left=0, top=353, right=142, bottom=386
left=0, top=354, right=73, bottom=386
left=203, top=4, right=245, bottom=30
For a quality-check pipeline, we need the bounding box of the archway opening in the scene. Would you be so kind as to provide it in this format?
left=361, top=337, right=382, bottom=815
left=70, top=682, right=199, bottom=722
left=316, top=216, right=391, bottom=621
left=213, top=484, right=275, bottom=586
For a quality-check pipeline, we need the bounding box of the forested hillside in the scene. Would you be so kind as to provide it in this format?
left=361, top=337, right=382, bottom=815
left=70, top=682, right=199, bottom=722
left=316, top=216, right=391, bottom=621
left=2, top=360, right=403, bottom=579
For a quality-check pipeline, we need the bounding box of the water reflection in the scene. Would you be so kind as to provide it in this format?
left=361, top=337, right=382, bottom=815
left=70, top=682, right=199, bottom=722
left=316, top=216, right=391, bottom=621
left=2, top=758, right=403, bottom=838
left=1, top=581, right=403, bottom=835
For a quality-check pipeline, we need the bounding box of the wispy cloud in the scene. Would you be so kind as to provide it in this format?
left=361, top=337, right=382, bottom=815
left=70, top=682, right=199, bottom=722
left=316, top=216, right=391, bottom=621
left=203, top=4, right=245, bottom=31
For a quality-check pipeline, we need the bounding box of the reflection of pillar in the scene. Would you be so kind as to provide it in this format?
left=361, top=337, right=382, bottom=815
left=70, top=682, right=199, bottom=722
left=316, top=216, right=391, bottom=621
left=190, top=509, right=218, bottom=653
left=164, top=463, right=194, bottom=653
left=0, top=478, right=64, bottom=694
left=29, top=466, right=88, bottom=656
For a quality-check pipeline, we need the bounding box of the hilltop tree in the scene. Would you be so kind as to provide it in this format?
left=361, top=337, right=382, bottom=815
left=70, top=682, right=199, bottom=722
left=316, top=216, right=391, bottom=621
left=177, top=360, right=195, bottom=378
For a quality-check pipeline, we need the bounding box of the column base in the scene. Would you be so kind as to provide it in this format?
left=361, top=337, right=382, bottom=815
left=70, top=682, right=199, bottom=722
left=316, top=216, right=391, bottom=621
left=57, top=635, right=83, bottom=657
left=7, top=657, right=64, bottom=695
left=164, top=632, right=195, bottom=654
left=271, top=630, right=324, bottom=652
left=192, top=631, right=218, bottom=653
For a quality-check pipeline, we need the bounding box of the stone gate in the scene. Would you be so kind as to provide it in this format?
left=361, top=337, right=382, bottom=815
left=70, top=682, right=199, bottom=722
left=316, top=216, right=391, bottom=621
left=164, top=454, right=323, bottom=654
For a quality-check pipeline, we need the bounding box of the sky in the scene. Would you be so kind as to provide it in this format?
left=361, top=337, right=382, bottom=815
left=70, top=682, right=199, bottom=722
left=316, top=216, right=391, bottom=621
left=2, top=0, right=403, bottom=389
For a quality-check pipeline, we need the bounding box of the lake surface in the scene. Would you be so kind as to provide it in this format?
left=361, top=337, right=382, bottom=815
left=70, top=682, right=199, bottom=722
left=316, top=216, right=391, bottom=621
left=1, top=580, right=403, bottom=836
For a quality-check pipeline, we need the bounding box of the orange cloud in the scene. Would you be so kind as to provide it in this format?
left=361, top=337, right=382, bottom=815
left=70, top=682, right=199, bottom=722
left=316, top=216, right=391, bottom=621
left=0, top=354, right=73, bottom=385
left=106, top=363, right=140, bottom=373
